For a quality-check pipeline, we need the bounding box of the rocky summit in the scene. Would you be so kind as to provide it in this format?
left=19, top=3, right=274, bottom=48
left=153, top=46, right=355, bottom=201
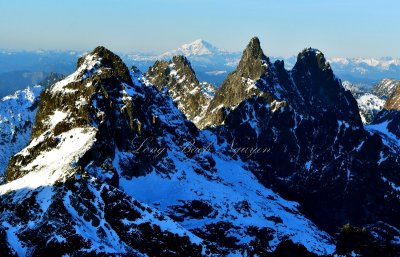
left=0, top=38, right=400, bottom=257
left=146, top=55, right=215, bottom=127
left=199, top=37, right=274, bottom=128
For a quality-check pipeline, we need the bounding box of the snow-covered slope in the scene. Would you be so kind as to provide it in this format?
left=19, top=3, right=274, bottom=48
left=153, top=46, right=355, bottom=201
left=0, top=86, right=42, bottom=179
left=0, top=46, right=337, bottom=256
left=117, top=131, right=335, bottom=255
left=371, top=84, right=400, bottom=142
left=356, top=93, right=385, bottom=123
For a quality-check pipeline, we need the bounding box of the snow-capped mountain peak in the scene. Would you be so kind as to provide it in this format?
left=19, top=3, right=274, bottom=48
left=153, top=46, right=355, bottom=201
left=161, top=39, right=225, bottom=58
left=180, top=39, right=221, bottom=56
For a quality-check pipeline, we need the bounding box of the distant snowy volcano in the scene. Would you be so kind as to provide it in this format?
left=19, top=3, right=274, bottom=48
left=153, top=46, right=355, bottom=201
left=124, top=39, right=241, bottom=86
left=161, top=39, right=226, bottom=57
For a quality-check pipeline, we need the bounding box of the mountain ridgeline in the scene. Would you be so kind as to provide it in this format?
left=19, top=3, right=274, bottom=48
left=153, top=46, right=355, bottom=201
left=0, top=38, right=399, bottom=256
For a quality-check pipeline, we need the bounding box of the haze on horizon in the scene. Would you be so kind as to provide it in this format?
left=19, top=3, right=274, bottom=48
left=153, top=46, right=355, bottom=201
left=0, top=0, right=399, bottom=58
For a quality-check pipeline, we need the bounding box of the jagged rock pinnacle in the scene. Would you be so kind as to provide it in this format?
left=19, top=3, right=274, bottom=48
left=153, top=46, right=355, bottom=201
left=296, top=47, right=331, bottom=71
left=291, top=46, right=362, bottom=124
left=244, top=37, right=264, bottom=60
left=146, top=55, right=214, bottom=125
left=237, top=37, right=270, bottom=80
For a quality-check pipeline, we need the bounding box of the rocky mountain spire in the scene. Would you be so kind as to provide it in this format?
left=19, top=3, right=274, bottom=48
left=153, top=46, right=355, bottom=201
left=146, top=55, right=215, bottom=127
left=236, top=36, right=270, bottom=80
left=291, top=47, right=362, bottom=126
left=200, top=37, right=275, bottom=128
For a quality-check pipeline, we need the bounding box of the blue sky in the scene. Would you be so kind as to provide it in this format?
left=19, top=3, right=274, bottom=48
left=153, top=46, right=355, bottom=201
left=0, top=0, right=399, bottom=57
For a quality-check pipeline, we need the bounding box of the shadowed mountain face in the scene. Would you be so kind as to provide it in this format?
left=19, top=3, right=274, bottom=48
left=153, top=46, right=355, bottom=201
left=203, top=38, right=400, bottom=235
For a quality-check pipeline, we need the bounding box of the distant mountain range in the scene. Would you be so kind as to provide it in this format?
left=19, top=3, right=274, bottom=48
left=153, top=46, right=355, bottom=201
left=1, top=40, right=400, bottom=97
left=0, top=50, right=80, bottom=97
left=125, top=40, right=400, bottom=88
